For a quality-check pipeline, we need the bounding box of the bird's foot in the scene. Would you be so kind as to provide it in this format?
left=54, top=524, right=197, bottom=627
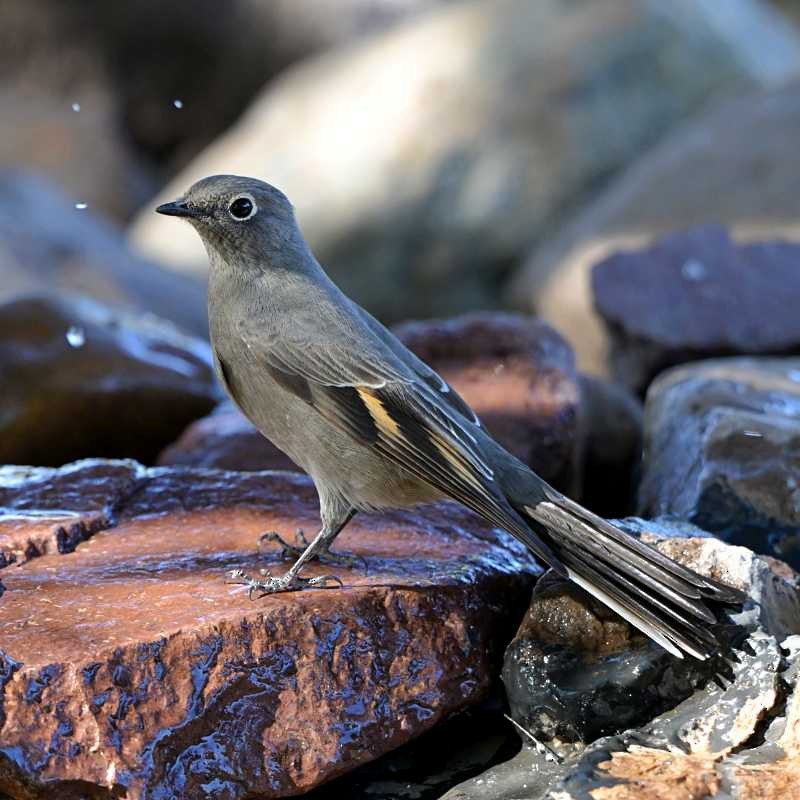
left=258, top=528, right=310, bottom=560
left=259, top=529, right=368, bottom=573
left=228, top=568, right=343, bottom=599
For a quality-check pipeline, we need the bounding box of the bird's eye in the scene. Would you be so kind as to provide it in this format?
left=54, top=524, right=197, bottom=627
left=228, top=195, right=257, bottom=221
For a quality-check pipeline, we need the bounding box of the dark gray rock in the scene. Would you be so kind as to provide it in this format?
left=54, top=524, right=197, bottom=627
left=510, top=82, right=800, bottom=380
left=0, top=170, right=208, bottom=336
left=441, top=743, right=565, bottom=800
left=0, top=294, right=219, bottom=467
left=578, top=375, right=643, bottom=517
left=638, top=357, right=800, bottom=568
left=549, top=634, right=800, bottom=800
left=501, top=518, right=800, bottom=755
left=591, top=227, right=800, bottom=392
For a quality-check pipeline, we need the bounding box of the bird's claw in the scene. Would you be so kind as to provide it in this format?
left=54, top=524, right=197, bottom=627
left=227, top=568, right=344, bottom=598
left=258, top=528, right=309, bottom=560
left=258, top=528, right=368, bottom=573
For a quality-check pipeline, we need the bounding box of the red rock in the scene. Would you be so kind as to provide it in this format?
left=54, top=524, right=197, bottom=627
left=0, top=460, right=536, bottom=799
left=160, top=312, right=583, bottom=494
left=0, top=460, right=144, bottom=567
left=0, top=295, right=219, bottom=468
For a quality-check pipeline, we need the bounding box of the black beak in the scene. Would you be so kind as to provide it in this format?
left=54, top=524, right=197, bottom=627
left=155, top=199, right=201, bottom=218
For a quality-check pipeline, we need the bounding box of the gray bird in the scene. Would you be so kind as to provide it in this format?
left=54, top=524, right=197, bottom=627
left=156, top=175, right=743, bottom=660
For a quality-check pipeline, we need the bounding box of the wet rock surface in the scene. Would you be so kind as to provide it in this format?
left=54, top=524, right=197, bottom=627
left=0, top=170, right=208, bottom=336
left=0, top=295, right=219, bottom=468
left=639, top=357, right=800, bottom=569
left=0, top=459, right=143, bottom=569
left=591, top=227, right=800, bottom=392
left=160, top=313, right=585, bottom=494
left=305, top=689, right=520, bottom=800
left=0, top=459, right=537, bottom=799
left=449, top=520, right=800, bottom=800
left=548, top=634, right=800, bottom=800
left=500, top=519, right=778, bottom=751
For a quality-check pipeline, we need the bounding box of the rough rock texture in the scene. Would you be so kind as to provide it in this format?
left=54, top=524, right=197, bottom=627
left=549, top=635, right=800, bottom=800
left=509, top=83, right=800, bottom=378
left=0, top=295, right=219, bottom=467
left=578, top=375, right=642, bottom=517
left=638, top=358, right=800, bottom=568
left=159, top=313, right=584, bottom=494
left=305, top=690, right=520, bottom=800
left=0, top=170, right=208, bottom=336
left=590, top=227, right=800, bottom=392
left=502, top=517, right=800, bottom=753
left=129, top=0, right=800, bottom=321
left=0, top=459, right=537, bottom=799
left=439, top=522, right=800, bottom=799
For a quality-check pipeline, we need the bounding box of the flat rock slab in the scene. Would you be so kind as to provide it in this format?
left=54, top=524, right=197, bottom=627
left=0, top=460, right=536, bottom=799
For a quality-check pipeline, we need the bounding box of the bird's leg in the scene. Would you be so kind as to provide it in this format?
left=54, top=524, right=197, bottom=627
left=259, top=526, right=367, bottom=571
left=230, top=505, right=358, bottom=596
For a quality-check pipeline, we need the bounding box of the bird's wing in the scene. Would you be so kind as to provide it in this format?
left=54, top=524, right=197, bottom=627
left=353, top=304, right=482, bottom=428
left=232, top=321, right=558, bottom=563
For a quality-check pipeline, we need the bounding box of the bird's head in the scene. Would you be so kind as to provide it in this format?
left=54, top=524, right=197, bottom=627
left=156, top=174, right=298, bottom=264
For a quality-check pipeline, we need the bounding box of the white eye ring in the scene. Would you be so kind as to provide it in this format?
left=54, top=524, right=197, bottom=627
left=227, top=193, right=258, bottom=221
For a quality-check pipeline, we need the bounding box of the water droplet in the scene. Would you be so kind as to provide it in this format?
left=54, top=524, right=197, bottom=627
left=71, top=102, right=81, bottom=112
left=743, top=430, right=763, bottom=438
left=65, top=326, right=85, bottom=348
left=172, top=99, right=183, bottom=109
left=681, top=259, right=707, bottom=281
left=74, top=202, right=88, bottom=210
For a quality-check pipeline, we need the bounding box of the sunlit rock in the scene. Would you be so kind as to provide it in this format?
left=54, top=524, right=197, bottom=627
left=0, top=460, right=537, bottom=799
left=130, top=0, right=800, bottom=321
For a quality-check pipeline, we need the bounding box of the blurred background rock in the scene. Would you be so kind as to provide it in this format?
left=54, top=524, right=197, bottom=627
left=4, top=0, right=800, bottom=339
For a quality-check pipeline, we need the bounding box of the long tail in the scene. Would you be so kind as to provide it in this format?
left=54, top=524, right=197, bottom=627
left=518, top=489, right=746, bottom=660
